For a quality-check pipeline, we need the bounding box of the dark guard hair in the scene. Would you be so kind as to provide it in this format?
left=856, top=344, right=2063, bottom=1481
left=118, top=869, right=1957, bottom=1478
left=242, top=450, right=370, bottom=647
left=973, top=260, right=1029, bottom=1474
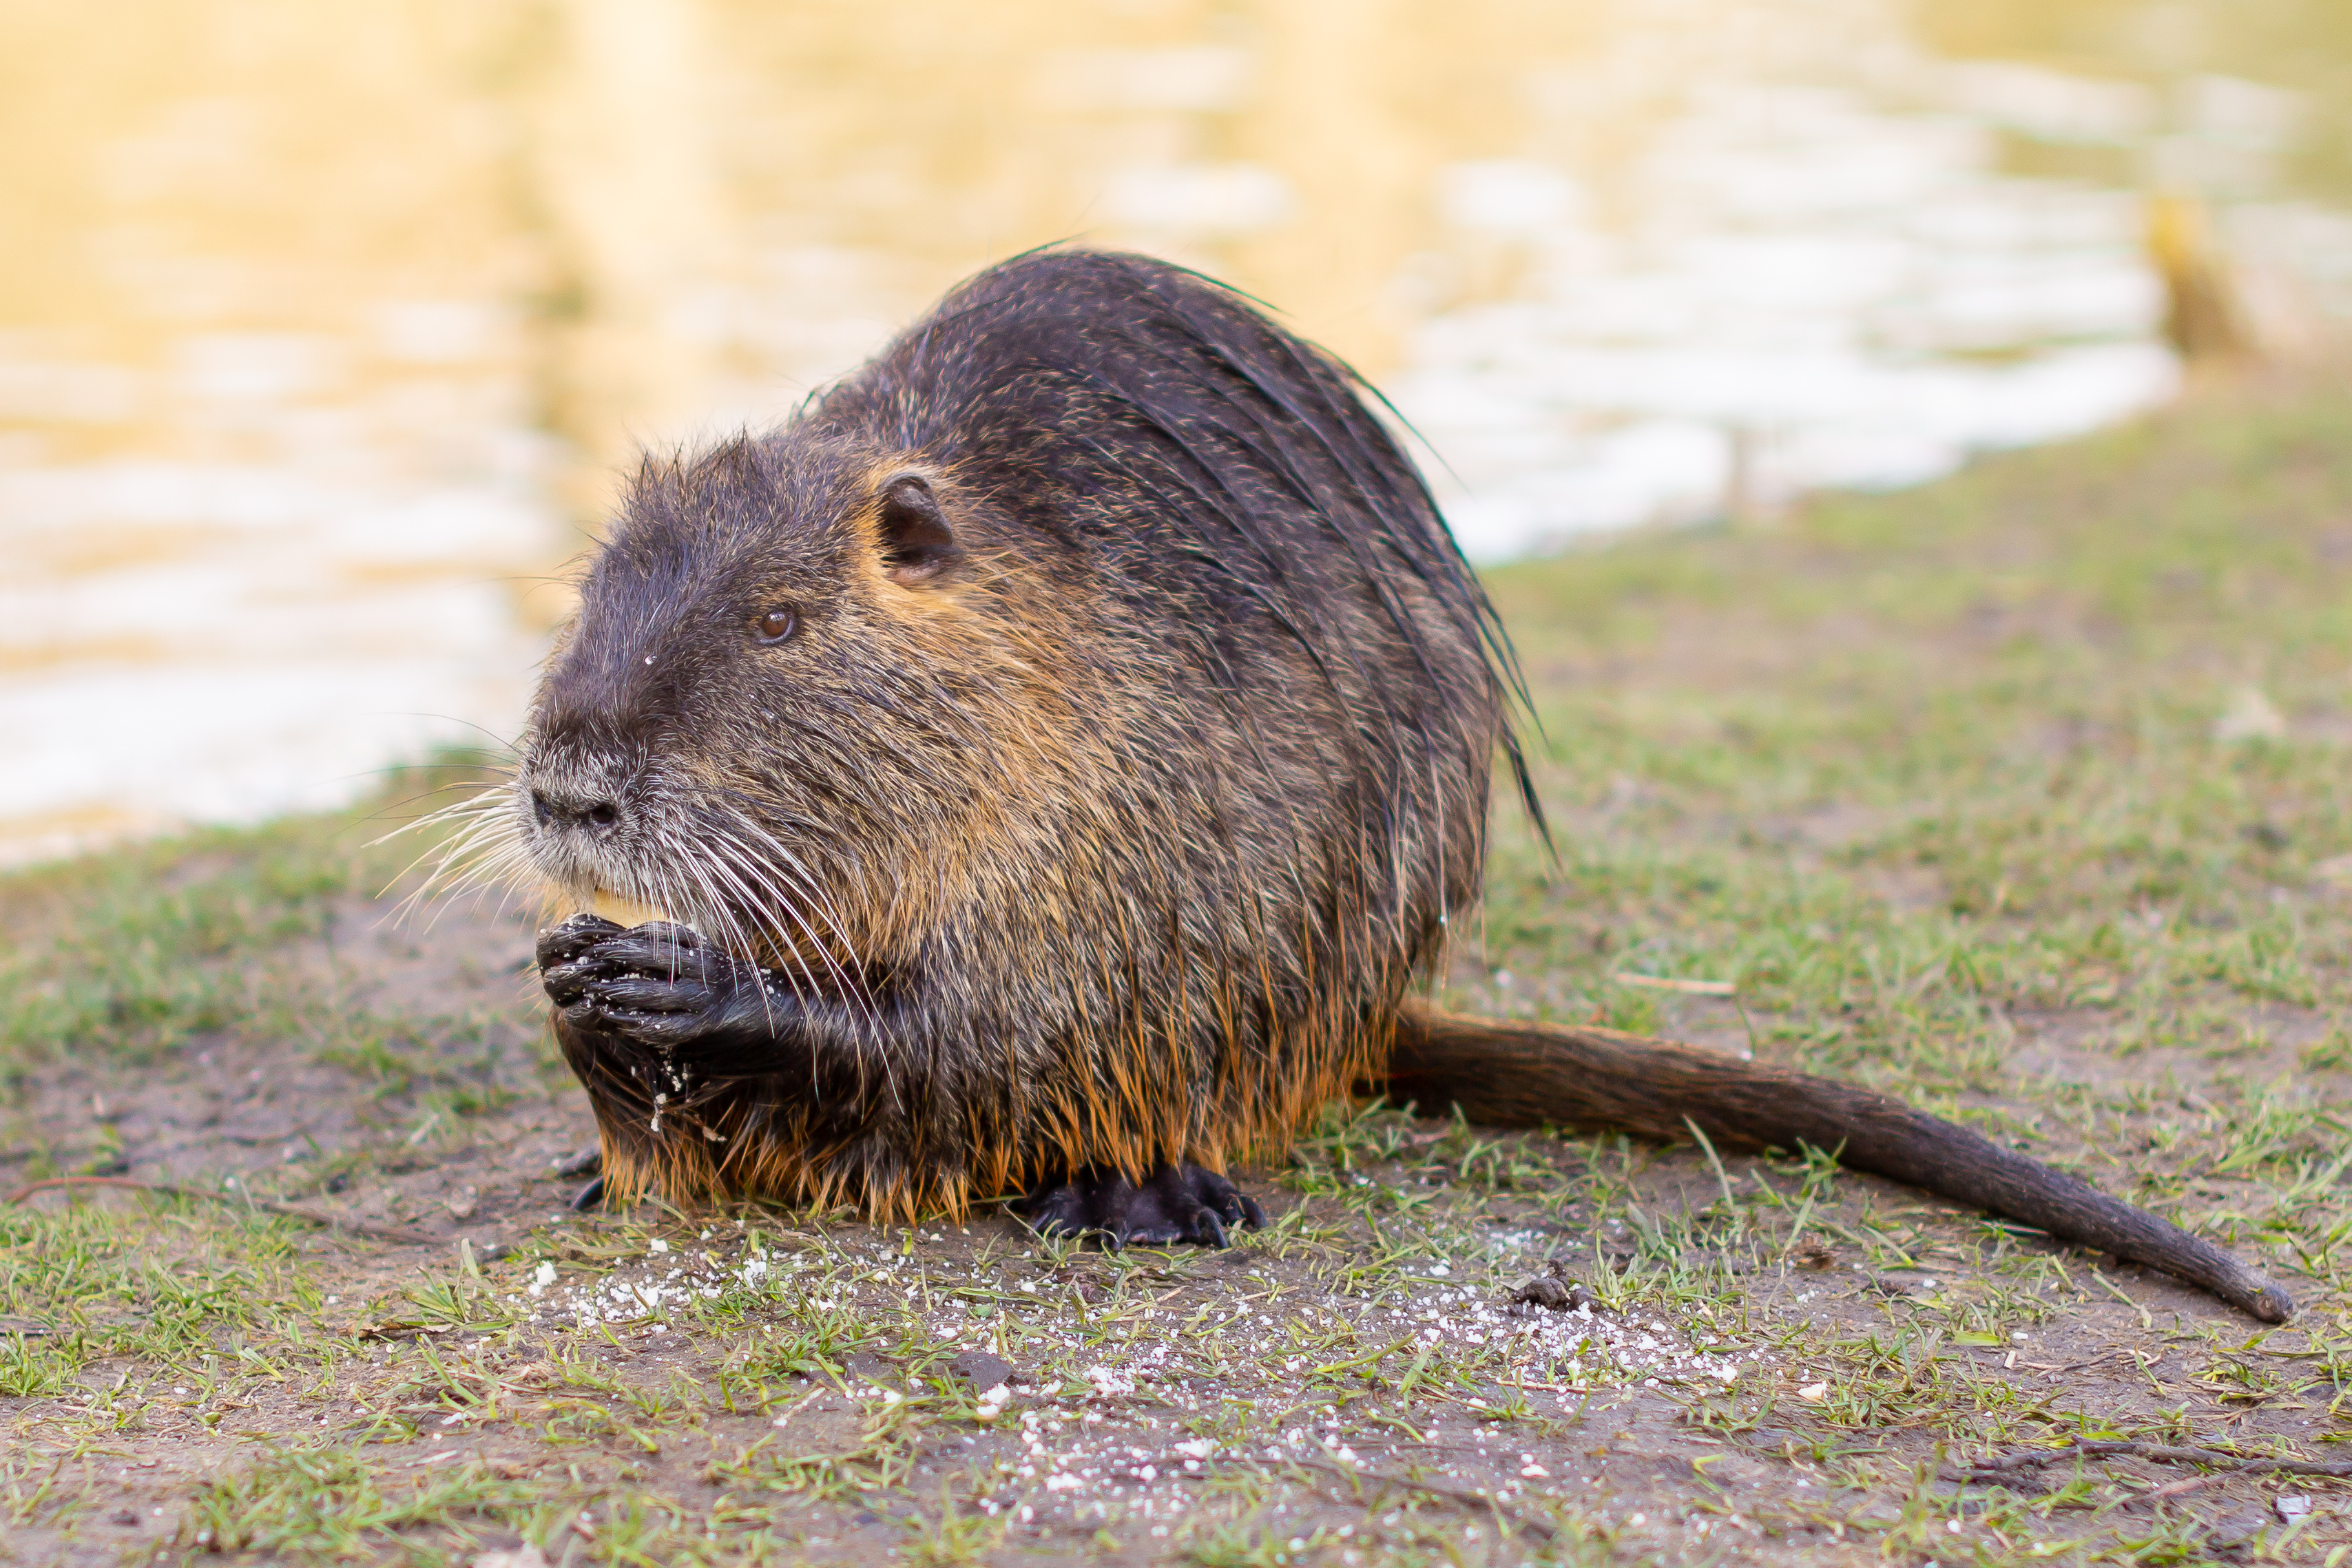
left=431, top=247, right=2290, bottom=1323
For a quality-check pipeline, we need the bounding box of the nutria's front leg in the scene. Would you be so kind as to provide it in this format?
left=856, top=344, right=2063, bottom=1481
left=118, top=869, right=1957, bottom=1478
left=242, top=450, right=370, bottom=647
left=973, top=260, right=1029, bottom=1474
left=539, top=917, right=811, bottom=1209
left=1014, top=1165, right=1267, bottom=1249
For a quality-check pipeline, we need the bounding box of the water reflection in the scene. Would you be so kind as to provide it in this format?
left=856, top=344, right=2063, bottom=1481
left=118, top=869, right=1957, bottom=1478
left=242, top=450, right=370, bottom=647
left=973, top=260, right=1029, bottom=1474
left=1, top=0, right=2345, bottom=861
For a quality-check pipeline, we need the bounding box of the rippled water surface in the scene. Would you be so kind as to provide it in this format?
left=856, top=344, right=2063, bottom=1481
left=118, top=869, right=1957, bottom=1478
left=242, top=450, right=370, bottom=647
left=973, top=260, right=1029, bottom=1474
left=3, top=0, right=2347, bottom=861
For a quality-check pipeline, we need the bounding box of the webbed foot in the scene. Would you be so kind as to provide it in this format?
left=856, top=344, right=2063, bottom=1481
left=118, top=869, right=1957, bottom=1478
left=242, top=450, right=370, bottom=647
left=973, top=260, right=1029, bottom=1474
left=1013, top=1164, right=1267, bottom=1248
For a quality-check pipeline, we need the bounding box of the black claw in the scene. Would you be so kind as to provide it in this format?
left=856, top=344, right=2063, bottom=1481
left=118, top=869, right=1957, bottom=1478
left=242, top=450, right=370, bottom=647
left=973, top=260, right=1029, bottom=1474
left=569, top=1174, right=608, bottom=1211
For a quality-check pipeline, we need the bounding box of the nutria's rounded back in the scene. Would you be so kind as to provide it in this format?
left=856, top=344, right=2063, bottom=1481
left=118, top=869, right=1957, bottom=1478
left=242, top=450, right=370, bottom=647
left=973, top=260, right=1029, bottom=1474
left=511, top=249, right=1532, bottom=1213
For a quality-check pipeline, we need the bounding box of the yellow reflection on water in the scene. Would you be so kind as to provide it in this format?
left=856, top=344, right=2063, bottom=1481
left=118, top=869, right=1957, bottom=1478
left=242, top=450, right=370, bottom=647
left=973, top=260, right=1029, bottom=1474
left=0, top=0, right=1700, bottom=491
left=1, top=0, right=2344, bottom=859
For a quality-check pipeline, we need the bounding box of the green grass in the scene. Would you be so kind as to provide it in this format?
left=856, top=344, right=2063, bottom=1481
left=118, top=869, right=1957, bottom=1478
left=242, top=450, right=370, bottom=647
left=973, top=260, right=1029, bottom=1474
left=1, top=367, right=2349, bottom=1564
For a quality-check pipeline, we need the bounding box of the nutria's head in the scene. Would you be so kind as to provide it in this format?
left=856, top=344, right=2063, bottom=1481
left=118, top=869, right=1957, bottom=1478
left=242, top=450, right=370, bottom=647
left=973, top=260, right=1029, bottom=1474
left=509, top=435, right=992, bottom=983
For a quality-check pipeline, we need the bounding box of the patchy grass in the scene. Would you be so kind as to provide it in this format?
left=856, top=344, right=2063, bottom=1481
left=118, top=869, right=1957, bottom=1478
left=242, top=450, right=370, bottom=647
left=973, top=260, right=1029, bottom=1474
left=3, top=366, right=2351, bottom=1565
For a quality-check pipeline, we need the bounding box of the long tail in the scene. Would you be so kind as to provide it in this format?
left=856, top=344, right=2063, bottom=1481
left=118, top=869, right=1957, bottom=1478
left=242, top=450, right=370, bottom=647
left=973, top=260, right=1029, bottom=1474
left=1386, top=1006, right=2293, bottom=1323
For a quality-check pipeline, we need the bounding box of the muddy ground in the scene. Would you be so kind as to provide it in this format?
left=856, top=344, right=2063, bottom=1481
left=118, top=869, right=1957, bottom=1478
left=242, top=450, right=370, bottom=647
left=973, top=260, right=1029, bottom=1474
left=2, top=882, right=2343, bottom=1567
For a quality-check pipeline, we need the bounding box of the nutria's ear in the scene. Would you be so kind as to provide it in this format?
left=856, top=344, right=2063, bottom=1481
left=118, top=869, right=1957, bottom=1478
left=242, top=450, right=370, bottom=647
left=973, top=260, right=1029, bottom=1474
left=877, top=472, right=960, bottom=585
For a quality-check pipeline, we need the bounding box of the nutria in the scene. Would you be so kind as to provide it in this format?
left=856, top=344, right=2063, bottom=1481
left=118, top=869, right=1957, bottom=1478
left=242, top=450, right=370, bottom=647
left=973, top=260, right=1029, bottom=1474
left=455, top=248, right=2288, bottom=1322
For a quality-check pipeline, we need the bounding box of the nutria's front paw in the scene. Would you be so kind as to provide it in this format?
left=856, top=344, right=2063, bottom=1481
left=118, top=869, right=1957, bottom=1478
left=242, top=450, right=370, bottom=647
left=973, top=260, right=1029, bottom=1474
left=1015, top=1164, right=1267, bottom=1249
left=538, top=919, right=773, bottom=1049
left=537, top=914, right=625, bottom=1012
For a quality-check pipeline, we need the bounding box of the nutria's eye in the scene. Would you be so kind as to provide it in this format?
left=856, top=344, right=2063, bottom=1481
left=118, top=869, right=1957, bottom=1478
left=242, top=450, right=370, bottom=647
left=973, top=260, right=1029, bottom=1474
left=752, top=607, right=798, bottom=645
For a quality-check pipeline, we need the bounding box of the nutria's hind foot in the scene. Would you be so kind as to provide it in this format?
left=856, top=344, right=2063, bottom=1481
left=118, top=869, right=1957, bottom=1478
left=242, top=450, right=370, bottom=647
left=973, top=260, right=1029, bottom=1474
left=1015, top=1164, right=1266, bottom=1249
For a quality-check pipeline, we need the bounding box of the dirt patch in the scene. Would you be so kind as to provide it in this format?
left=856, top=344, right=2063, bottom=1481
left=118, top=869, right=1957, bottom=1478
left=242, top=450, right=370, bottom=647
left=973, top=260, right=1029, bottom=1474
left=1, top=887, right=2341, bottom=1566
left=5, top=892, right=594, bottom=1259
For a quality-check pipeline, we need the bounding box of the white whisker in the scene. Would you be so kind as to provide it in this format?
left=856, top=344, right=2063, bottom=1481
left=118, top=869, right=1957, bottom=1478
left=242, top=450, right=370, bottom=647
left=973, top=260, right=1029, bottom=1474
left=704, top=819, right=882, bottom=1031
left=379, top=777, right=540, bottom=931
left=703, top=830, right=846, bottom=993
left=716, top=810, right=866, bottom=968
left=689, top=838, right=813, bottom=1027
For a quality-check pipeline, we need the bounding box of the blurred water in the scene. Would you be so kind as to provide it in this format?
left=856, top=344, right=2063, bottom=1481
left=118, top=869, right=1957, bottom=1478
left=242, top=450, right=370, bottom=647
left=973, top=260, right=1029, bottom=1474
left=1, top=0, right=2346, bottom=863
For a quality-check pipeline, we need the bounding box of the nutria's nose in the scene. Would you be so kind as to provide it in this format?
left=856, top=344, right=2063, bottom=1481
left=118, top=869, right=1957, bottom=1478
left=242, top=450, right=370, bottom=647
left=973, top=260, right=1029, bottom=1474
left=532, top=786, right=623, bottom=835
